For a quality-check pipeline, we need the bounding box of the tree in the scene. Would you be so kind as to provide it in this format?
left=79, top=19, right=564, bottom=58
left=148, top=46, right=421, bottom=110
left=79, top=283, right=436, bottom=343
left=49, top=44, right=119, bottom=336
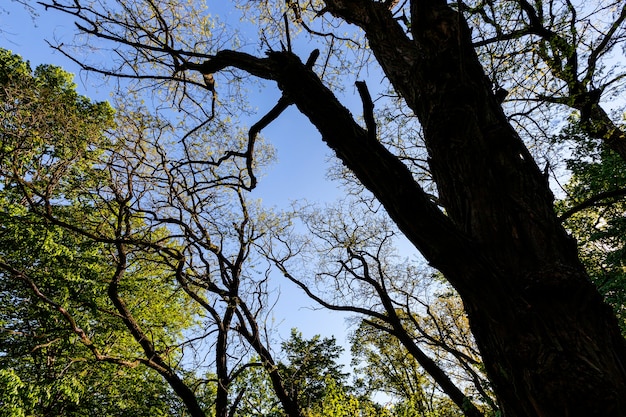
left=24, top=0, right=626, bottom=415
left=229, top=360, right=285, bottom=417
left=279, top=329, right=349, bottom=411
left=300, top=376, right=385, bottom=417
left=351, top=320, right=435, bottom=415
left=0, top=49, right=194, bottom=416
left=0, top=47, right=307, bottom=417
left=229, top=333, right=378, bottom=417
left=351, top=318, right=483, bottom=417
left=0, top=205, right=189, bottom=417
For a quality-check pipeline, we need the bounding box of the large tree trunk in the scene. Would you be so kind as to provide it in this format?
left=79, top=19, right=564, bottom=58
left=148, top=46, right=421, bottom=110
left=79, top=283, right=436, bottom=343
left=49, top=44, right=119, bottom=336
left=215, top=309, right=234, bottom=417
left=322, top=1, right=626, bottom=415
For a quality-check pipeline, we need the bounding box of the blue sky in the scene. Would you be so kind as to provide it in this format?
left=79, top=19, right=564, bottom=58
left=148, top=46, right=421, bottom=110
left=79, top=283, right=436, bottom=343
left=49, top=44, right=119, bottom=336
left=1, top=0, right=367, bottom=358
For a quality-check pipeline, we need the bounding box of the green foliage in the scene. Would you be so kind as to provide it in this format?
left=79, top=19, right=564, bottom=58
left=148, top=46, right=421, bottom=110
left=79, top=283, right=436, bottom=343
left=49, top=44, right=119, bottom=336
left=556, top=123, right=626, bottom=333
left=0, top=165, right=189, bottom=417
left=279, top=328, right=348, bottom=410
left=0, top=48, right=114, bottom=204
left=231, top=362, right=284, bottom=417
left=350, top=321, right=430, bottom=408
left=229, top=332, right=383, bottom=417
left=0, top=48, right=30, bottom=83
left=0, top=369, right=29, bottom=417
left=303, top=376, right=389, bottom=417
left=0, top=49, right=194, bottom=416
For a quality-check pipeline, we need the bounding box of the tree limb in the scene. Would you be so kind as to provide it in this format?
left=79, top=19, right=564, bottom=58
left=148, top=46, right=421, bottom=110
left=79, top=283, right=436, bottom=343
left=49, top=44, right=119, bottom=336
left=559, top=188, right=626, bottom=221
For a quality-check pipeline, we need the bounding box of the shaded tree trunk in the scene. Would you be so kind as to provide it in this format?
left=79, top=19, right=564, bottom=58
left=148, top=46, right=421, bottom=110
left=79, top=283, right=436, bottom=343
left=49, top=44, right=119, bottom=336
left=215, top=307, right=234, bottom=417
left=320, top=1, right=626, bottom=415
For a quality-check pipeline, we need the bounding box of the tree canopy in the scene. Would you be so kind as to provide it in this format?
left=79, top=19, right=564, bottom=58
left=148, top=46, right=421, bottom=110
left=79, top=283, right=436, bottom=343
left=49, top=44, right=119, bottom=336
left=2, top=0, right=626, bottom=416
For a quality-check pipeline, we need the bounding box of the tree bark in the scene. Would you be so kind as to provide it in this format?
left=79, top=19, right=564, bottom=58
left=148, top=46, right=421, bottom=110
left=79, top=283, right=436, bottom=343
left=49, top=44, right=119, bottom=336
left=322, top=1, right=626, bottom=415
left=215, top=308, right=234, bottom=417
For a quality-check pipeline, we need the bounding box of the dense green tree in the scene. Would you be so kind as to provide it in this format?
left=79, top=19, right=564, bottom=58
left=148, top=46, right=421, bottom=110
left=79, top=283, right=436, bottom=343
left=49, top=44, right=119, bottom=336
left=0, top=216, right=172, bottom=416
left=231, top=332, right=383, bottom=417
left=279, top=329, right=348, bottom=411
left=0, top=49, right=195, bottom=416
left=301, top=376, right=386, bottom=417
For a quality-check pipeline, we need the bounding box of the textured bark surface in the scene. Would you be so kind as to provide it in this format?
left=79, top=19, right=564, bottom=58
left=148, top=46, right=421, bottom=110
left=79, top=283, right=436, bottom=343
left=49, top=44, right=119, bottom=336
left=191, top=1, right=626, bottom=415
